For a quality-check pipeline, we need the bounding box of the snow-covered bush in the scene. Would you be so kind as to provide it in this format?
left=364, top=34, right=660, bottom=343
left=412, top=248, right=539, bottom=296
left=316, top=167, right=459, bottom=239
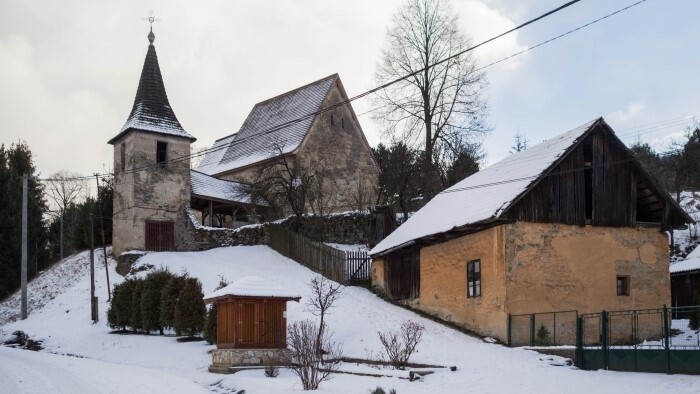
left=370, top=387, right=396, bottom=394
left=377, top=320, right=424, bottom=370
left=130, top=280, right=144, bottom=332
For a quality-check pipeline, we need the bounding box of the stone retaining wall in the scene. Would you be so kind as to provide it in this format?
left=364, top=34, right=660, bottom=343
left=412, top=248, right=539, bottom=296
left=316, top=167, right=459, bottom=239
left=280, top=212, right=371, bottom=245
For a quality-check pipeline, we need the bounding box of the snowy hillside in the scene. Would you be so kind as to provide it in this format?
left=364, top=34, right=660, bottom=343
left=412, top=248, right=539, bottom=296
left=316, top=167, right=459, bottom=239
left=2, top=246, right=699, bottom=393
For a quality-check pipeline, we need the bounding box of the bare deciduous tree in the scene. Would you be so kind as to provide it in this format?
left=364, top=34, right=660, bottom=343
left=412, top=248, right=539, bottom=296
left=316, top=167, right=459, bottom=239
left=288, top=319, right=342, bottom=390
left=377, top=320, right=425, bottom=370
left=252, top=143, right=319, bottom=217
left=306, top=276, right=342, bottom=355
left=45, top=170, right=87, bottom=259
left=373, top=0, right=488, bottom=188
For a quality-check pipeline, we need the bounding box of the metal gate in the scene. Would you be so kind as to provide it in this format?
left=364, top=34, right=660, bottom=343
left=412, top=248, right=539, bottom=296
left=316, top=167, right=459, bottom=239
left=576, top=305, right=700, bottom=374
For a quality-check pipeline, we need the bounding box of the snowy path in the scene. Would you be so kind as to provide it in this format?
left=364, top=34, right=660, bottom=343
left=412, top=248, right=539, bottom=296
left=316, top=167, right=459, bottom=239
left=0, top=346, right=208, bottom=393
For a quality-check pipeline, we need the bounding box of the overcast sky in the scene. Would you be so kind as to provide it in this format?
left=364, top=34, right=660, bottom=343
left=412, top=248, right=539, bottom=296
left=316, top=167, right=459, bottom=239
left=1, top=0, right=699, bottom=185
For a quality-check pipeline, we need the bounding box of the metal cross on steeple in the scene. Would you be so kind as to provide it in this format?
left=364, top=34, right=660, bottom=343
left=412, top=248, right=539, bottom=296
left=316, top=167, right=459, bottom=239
left=141, top=10, right=161, bottom=44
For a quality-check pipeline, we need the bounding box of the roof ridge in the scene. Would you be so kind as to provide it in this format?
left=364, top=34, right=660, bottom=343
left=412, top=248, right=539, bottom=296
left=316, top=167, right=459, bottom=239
left=253, top=73, right=338, bottom=107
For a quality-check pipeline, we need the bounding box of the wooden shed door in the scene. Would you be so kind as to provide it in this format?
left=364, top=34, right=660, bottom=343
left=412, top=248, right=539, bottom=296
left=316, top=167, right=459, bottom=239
left=238, top=301, right=259, bottom=345
left=216, top=301, right=236, bottom=347
left=145, top=221, right=174, bottom=251
left=261, top=301, right=284, bottom=346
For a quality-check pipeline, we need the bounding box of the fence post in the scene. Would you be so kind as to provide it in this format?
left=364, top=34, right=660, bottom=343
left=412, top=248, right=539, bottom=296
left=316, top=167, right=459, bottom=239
left=553, top=312, right=557, bottom=346
left=663, top=304, right=671, bottom=375
left=530, top=314, right=535, bottom=347
left=575, top=316, right=583, bottom=368
left=507, top=314, right=512, bottom=347
left=601, top=310, right=608, bottom=370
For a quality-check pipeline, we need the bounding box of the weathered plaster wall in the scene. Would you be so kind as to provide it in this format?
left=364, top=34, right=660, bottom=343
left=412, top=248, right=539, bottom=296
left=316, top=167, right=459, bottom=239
left=414, top=226, right=508, bottom=339
left=112, top=131, right=191, bottom=255
left=504, top=222, right=670, bottom=315
left=371, top=257, right=387, bottom=296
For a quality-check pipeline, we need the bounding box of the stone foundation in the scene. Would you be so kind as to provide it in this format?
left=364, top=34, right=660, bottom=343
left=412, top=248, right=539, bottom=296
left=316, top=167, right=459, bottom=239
left=209, top=348, right=293, bottom=374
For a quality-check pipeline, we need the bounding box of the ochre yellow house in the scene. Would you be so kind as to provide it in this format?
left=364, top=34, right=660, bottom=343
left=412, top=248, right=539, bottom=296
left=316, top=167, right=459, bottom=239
left=369, top=118, right=692, bottom=341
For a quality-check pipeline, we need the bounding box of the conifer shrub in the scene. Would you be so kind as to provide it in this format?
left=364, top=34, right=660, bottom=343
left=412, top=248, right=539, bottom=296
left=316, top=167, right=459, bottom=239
left=140, top=269, right=174, bottom=335
left=130, top=280, right=145, bottom=333
left=204, top=277, right=229, bottom=345
left=160, top=273, right=188, bottom=335
left=174, top=277, right=206, bottom=338
left=535, top=324, right=552, bottom=346
left=108, top=279, right=136, bottom=331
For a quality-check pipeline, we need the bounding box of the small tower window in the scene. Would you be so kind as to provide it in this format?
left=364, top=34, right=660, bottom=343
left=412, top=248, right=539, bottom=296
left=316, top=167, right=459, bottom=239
left=120, top=143, right=126, bottom=171
left=342, top=117, right=345, bottom=129
left=330, top=114, right=334, bottom=126
left=156, top=141, right=167, bottom=165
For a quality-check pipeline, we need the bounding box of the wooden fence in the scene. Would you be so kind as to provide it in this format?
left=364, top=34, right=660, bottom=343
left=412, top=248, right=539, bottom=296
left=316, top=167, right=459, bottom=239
left=267, top=225, right=371, bottom=286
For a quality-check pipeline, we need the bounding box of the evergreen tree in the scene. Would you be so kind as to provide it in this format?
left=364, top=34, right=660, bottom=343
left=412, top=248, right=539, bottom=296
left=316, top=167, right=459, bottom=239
left=0, top=142, right=50, bottom=299
left=140, top=269, right=173, bottom=335
left=130, top=279, right=145, bottom=333
left=204, top=277, right=228, bottom=344
left=160, top=273, right=188, bottom=334
left=174, top=277, right=206, bottom=338
left=108, top=279, right=136, bottom=331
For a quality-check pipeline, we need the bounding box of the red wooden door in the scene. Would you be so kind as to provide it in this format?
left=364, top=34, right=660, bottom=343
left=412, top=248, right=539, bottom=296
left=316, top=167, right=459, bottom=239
left=145, top=221, right=174, bottom=251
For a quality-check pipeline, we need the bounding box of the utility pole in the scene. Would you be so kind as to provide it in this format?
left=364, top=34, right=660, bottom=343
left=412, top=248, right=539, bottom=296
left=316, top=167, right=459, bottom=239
left=21, top=174, right=28, bottom=320
left=89, top=213, right=97, bottom=322
left=95, top=174, right=111, bottom=301
left=60, top=209, right=64, bottom=260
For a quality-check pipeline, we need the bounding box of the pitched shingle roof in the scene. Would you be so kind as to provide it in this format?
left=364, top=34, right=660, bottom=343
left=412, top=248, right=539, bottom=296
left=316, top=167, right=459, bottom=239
left=190, top=169, right=262, bottom=205
left=197, top=74, right=337, bottom=175
left=109, top=33, right=195, bottom=144
left=370, top=119, right=600, bottom=256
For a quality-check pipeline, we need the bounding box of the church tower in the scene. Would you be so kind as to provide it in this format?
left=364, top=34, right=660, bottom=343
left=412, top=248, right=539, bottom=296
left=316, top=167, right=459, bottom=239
left=108, top=27, right=196, bottom=256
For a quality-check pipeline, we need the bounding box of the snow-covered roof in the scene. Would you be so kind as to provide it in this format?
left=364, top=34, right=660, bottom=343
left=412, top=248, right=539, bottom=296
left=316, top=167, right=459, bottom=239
left=109, top=35, right=195, bottom=144
left=203, top=276, right=301, bottom=301
left=197, top=74, right=337, bottom=175
left=196, top=134, right=235, bottom=174
left=370, top=119, right=600, bottom=256
left=190, top=170, right=261, bottom=205
left=671, top=256, right=700, bottom=274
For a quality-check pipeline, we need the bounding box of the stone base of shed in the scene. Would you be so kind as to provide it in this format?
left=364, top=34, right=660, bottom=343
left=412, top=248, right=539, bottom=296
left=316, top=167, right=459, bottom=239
left=209, top=348, right=293, bottom=374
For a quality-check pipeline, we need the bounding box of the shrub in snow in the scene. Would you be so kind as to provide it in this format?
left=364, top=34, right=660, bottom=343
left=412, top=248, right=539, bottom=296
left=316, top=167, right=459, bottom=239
left=174, top=277, right=206, bottom=338
left=160, top=273, right=188, bottom=335
left=535, top=324, right=552, bottom=346
left=108, top=279, right=136, bottom=331
left=690, top=294, right=700, bottom=331
left=305, top=276, right=342, bottom=355
left=264, top=362, right=280, bottom=378
left=140, top=269, right=174, bottom=335
left=130, top=280, right=145, bottom=332
left=370, top=387, right=396, bottom=394
left=377, top=320, right=424, bottom=370
left=288, top=319, right=342, bottom=390
left=204, top=277, right=229, bottom=345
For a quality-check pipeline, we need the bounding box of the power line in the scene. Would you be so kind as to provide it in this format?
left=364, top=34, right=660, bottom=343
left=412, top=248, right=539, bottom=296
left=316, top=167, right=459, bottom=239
left=40, top=0, right=591, bottom=183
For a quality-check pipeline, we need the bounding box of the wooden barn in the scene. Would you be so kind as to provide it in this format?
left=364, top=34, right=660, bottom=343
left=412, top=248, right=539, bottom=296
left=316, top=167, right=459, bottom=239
left=369, top=117, right=693, bottom=342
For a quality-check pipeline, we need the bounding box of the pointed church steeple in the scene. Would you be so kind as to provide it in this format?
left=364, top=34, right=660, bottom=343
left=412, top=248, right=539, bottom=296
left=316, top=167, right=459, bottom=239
left=109, top=29, right=195, bottom=144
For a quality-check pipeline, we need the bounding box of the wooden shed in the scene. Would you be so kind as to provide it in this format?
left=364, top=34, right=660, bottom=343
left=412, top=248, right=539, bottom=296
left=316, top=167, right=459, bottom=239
left=204, top=276, right=301, bottom=349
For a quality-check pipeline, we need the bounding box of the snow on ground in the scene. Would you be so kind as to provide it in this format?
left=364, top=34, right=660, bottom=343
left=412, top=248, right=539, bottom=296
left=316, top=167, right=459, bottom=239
left=2, top=246, right=700, bottom=393
left=0, top=249, right=114, bottom=326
